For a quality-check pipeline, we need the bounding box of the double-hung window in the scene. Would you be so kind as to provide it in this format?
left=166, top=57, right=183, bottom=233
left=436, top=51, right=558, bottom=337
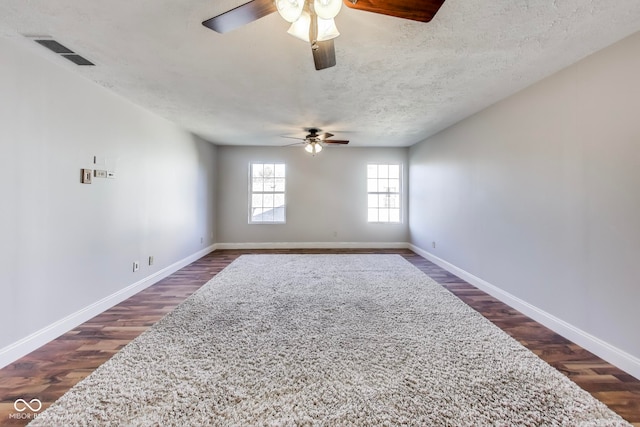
left=367, top=163, right=401, bottom=223
left=249, top=163, right=286, bottom=223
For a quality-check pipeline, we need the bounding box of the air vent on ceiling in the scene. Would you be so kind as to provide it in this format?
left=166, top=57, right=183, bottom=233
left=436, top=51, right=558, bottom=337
left=32, top=37, right=95, bottom=66
left=62, top=54, right=95, bottom=66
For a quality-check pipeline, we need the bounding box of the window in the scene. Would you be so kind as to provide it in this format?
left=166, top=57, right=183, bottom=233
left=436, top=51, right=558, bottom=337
left=249, top=163, right=286, bottom=223
left=367, top=163, right=401, bottom=223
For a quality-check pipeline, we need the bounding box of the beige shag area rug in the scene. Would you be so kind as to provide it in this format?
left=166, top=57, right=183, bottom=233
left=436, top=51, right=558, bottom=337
left=31, top=254, right=629, bottom=426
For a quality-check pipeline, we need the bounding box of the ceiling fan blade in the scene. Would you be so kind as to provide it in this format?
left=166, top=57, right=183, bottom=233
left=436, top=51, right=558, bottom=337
left=312, top=40, right=336, bottom=70
left=343, top=0, right=446, bottom=23
left=323, top=140, right=349, bottom=144
left=319, top=132, right=334, bottom=140
left=202, top=0, right=277, bottom=33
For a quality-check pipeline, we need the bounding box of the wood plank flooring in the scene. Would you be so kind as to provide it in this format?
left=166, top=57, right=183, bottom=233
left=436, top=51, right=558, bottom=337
left=0, top=249, right=638, bottom=426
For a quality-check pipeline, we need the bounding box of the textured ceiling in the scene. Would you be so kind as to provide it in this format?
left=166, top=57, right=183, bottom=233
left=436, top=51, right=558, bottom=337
left=1, top=1, right=640, bottom=147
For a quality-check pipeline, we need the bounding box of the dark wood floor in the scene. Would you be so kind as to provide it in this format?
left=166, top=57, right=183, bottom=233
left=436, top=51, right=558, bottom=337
left=1, top=249, right=638, bottom=426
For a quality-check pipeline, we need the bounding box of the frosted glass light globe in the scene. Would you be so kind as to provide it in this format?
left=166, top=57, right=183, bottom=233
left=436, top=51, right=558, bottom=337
left=276, top=0, right=304, bottom=23
left=314, top=0, right=342, bottom=19
left=288, top=12, right=340, bottom=42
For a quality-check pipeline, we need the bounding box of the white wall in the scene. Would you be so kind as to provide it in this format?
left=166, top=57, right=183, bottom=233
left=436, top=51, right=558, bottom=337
left=409, top=31, right=640, bottom=376
left=0, top=37, right=217, bottom=366
left=216, top=146, right=409, bottom=246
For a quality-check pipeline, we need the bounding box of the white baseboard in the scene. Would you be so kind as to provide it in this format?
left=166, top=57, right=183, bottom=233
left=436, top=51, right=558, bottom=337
left=215, top=241, right=410, bottom=250
left=409, top=244, right=640, bottom=380
left=8, top=241, right=637, bottom=381
left=0, top=245, right=216, bottom=370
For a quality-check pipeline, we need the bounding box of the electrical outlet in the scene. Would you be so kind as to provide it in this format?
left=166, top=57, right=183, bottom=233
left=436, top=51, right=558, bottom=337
left=94, top=169, right=107, bottom=178
left=432, top=241, right=436, bottom=248
left=200, top=237, right=204, bottom=244
left=333, top=231, right=338, bottom=237
left=133, top=261, right=139, bottom=272
left=148, top=256, right=154, bottom=266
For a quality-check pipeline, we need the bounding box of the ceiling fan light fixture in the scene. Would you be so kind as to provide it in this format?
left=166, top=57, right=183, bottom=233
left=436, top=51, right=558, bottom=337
left=287, top=13, right=339, bottom=42
left=287, top=11, right=311, bottom=41
left=317, top=17, right=340, bottom=41
left=275, top=0, right=304, bottom=23
left=203, top=0, right=448, bottom=70
left=305, top=141, right=323, bottom=154
left=313, top=0, right=342, bottom=19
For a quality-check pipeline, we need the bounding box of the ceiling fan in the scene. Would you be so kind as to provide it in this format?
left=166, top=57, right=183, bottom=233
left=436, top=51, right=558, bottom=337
left=284, top=128, right=349, bottom=154
left=202, top=0, right=446, bottom=70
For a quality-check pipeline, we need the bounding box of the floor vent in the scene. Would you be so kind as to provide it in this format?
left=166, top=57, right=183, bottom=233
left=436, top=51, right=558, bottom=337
left=33, top=38, right=95, bottom=66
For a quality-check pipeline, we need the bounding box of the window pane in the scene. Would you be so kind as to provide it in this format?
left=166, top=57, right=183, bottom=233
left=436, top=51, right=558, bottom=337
left=379, top=179, right=390, bottom=192
left=251, top=208, right=263, bottom=222
left=378, top=164, right=389, bottom=179
left=263, top=164, right=274, bottom=178
left=262, top=209, right=274, bottom=222
left=275, top=164, right=285, bottom=177
left=252, top=194, right=263, bottom=208
left=367, top=164, right=377, bottom=178
left=388, top=179, right=399, bottom=193
left=388, top=194, right=399, bottom=208
left=367, top=179, right=378, bottom=192
left=274, top=193, right=285, bottom=208
left=389, top=209, right=400, bottom=222
left=264, top=177, right=275, bottom=191
left=273, top=207, right=285, bottom=222
left=379, top=209, right=389, bottom=222
left=263, top=194, right=274, bottom=208
left=389, top=165, right=400, bottom=179
left=368, top=208, right=378, bottom=222
left=252, top=164, right=263, bottom=177
left=368, top=194, right=378, bottom=208
left=274, top=177, right=285, bottom=192
left=252, top=177, right=263, bottom=192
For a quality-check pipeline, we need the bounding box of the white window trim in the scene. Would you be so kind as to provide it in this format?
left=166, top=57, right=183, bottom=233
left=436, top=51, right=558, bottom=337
left=248, top=162, right=287, bottom=224
left=367, top=163, right=403, bottom=224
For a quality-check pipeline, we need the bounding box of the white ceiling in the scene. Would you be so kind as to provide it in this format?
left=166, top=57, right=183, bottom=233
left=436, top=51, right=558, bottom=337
left=1, top=1, right=640, bottom=147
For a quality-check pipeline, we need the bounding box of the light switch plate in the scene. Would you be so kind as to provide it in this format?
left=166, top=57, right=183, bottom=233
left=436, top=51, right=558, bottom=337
left=81, top=169, right=92, bottom=184
left=94, top=170, right=107, bottom=178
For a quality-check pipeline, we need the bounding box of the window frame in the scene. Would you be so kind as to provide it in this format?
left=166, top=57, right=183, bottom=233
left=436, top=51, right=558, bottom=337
left=367, top=163, right=402, bottom=224
left=248, top=162, right=287, bottom=224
